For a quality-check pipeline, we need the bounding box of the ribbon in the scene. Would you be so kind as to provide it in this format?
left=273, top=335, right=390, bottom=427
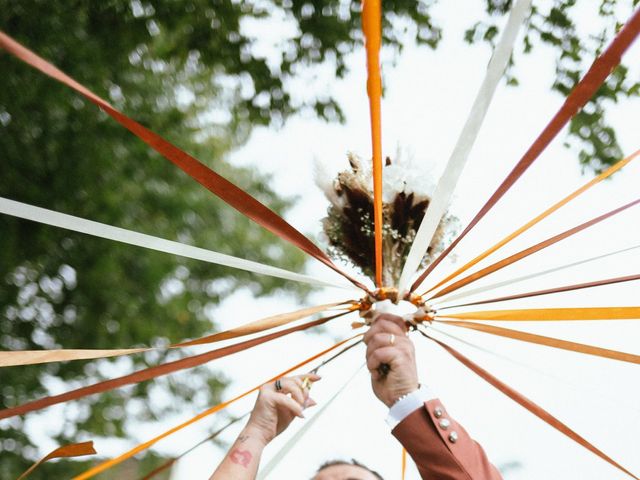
left=438, top=273, right=640, bottom=309
left=0, top=311, right=351, bottom=420
left=141, top=338, right=363, bottom=479
left=397, top=0, right=532, bottom=293
left=428, top=323, right=640, bottom=414
left=17, top=441, right=96, bottom=480
left=423, top=149, right=640, bottom=296
left=439, top=306, right=640, bottom=322
left=429, top=197, right=640, bottom=299
left=0, top=302, right=353, bottom=367
left=140, top=413, right=250, bottom=480
left=0, top=31, right=369, bottom=293
left=410, top=7, right=640, bottom=293
left=362, top=0, right=384, bottom=287
left=423, top=332, right=639, bottom=480
left=437, top=320, right=640, bottom=364
left=0, top=197, right=355, bottom=291
left=434, top=243, right=640, bottom=306
left=72, top=334, right=362, bottom=480
left=401, top=447, right=407, bottom=480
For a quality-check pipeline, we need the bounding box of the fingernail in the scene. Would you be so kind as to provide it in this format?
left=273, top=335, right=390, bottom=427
left=308, top=399, right=317, bottom=407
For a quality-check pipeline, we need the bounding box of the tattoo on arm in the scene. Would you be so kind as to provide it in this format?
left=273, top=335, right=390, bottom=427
left=230, top=448, right=252, bottom=468
left=237, top=434, right=249, bottom=443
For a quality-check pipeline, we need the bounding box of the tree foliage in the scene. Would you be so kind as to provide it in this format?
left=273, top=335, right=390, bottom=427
left=465, top=0, right=640, bottom=172
left=0, top=0, right=636, bottom=477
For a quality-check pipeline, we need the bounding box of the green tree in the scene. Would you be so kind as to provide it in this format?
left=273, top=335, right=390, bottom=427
left=0, top=2, right=313, bottom=477
left=1, top=1, right=636, bottom=477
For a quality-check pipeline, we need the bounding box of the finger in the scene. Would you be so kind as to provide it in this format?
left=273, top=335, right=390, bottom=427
left=374, top=313, right=408, bottom=331
left=366, top=346, right=398, bottom=372
left=278, top=378, right=306, bottom=405
left=299, top=373, right=322, bottom=382
left=273, top=392, right=305, bottom=418
left=294, top=373, right=321, bottom=389
left=366, top=332, right=410, bottom=355
left=363, top=318, right=406, bottom=343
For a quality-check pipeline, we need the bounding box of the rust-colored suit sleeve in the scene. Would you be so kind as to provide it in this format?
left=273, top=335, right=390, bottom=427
left=392, top=399, right=502, bottom=480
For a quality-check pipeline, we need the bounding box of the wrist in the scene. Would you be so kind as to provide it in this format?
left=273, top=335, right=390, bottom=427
left=241, top=424, right=272, bottom=447
left=383, top=382, right=420, bottom=408
left=388, top=384, right=420, bottom=407
left=386, top=384, right=437, bottom=429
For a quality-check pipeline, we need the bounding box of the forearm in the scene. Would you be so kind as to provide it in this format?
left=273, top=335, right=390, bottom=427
left=393, top=399, right=502, bottom=480
left=209, top=426, right=268, bottom=480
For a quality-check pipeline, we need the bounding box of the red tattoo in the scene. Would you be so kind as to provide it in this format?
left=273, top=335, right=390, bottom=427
left=230, top=448, right=252, bottom=468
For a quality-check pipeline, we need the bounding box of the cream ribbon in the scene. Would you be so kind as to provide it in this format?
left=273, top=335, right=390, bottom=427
left=0, top=196, right=356, bottom=290
left=398, top=0, right=532, bottom=294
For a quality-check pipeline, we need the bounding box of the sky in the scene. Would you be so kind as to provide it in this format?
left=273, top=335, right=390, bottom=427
left=18, top=1, right=640, bottom=479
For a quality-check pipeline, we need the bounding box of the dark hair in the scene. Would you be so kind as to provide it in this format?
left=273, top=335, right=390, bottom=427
left=315, top=459, right=384, bottom=480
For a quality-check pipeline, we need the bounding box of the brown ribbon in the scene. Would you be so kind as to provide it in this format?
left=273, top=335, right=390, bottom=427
left=140, top=335, right=363, bottom=479
left=410, top=7, right=640, bottom=293
left=437, top=320, right=640, bottom=364
left=0, top=311, right=350, bottom=420
left=437, top=274, right=640, bottom=309
left=422, top=332, right=640, bottom=479
left=0, top=32, right=368, bottom=293
left=17, top=441, right=96, bottom=480
left=430, top=197, right=640, bottom=299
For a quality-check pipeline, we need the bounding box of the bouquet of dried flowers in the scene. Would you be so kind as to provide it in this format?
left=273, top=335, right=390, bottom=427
left=316, top=153, right=456, bottom=287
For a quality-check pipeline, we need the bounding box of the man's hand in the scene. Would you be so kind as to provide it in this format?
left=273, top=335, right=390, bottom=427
left=245, top=374, right=320, bottom=445
left=364, top=313, right=419, bottom=407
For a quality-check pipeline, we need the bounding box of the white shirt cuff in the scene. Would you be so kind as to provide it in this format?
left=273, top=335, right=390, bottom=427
left=385, top=384, right=436, bottom=430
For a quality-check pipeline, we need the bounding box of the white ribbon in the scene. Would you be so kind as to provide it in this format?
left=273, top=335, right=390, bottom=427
left=0, top=197, right=356, bottom=290
left=398, top=0, right=532, bottom=294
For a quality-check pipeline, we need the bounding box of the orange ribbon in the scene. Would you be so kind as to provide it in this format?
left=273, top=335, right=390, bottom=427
left=438, top=306, right=640, bottom=322
left=436, top=273, right=640, bottom=310
left=401, top=447, right=407, bottom=479
left=73, top=335, right=362, bottom=480
left=437, top=320, right=640, bottom=364
left=0, top=31, right=369, bottom=293
left=424, top=333, right=639, bottom=480
left=410, top=7, right=640, bottom=293
left=362, top=0, right=384, bottom=287
left=429, top=197, right=640, bottom=299
left=17, top=442, right=96, bottom=480
left=0, top=311, right=351, bottom=420
left=423, top=149, right=640, bottom=297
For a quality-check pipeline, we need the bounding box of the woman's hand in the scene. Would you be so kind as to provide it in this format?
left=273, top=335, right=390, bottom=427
left=245, top=374, right=321, bottom=445
left=209, top=373, right=321, bottom=480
